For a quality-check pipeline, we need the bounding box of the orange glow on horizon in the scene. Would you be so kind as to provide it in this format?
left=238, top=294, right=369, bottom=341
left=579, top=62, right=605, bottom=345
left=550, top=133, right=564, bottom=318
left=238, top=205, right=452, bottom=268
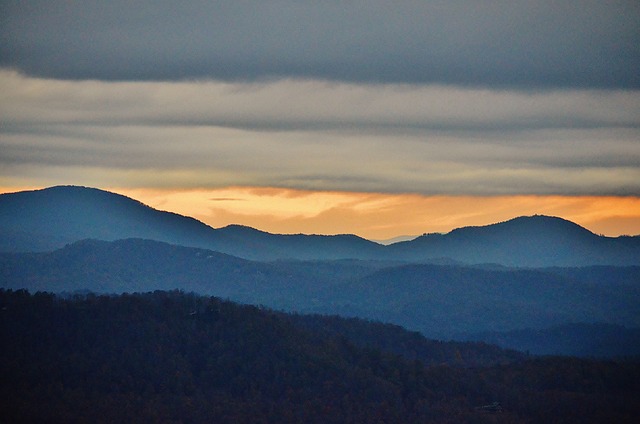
left=2, top=185, right=639, bottom=240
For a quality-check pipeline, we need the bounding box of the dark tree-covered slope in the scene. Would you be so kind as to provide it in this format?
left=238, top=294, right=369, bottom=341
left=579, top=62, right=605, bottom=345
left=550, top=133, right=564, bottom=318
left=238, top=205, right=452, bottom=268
left=284, top=313, right=524, bottom=368
left=2, top=290, right=639, bottom=423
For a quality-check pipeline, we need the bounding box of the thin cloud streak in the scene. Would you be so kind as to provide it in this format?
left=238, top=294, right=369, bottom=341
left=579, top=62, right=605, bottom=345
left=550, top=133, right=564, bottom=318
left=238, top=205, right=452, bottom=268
left=113, top=187, right=640, bottom=239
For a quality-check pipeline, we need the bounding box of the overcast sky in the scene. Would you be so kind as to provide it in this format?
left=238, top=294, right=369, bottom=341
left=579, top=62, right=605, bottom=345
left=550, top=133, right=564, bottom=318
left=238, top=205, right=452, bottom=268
left=1, top=1, right=639, bottom=235
left=2, top=0, right=639, bottom=87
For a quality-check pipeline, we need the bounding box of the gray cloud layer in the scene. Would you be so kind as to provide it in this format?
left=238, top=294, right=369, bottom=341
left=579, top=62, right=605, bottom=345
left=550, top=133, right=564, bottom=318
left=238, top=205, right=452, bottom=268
left=1, top=71, right=639, bottom=195
left=1, top=1, right=639, bottom=88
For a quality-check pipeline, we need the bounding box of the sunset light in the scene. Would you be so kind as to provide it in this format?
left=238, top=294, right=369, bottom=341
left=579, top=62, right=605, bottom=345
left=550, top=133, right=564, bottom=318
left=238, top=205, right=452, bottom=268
left=110, top=188, right=640, bottom=240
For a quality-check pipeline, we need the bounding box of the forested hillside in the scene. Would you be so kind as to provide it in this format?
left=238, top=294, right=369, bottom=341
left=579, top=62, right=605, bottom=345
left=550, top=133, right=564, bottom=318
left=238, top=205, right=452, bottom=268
left=2, top=290, right=639, bottom=423
left=2, top=238, right=639, bottom=356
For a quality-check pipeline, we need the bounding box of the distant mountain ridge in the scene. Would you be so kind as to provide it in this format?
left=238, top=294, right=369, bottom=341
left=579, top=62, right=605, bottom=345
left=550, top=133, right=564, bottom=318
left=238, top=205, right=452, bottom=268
left=461, top=323, right=640, bottom=358
left=2, top=238, right=639, bottom=357
left=0, top=186, right=384, bottom=261
left=0, top=185, right=216, bottom=252
left=1, top=185, right=638, bottom=266
left=388, top=215, right=640, bottom=267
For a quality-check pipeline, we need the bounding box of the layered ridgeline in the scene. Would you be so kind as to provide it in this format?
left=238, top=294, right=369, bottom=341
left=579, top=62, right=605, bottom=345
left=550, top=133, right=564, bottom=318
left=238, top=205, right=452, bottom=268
left=1, top=186, right=639, bottom=357
left=1, top=238, right=639, bottom=357
left=2, top=290, right=639, bottom=423
left=0, top=186, right=383, bottom=261
left=1, top=186, right=639, bottom=266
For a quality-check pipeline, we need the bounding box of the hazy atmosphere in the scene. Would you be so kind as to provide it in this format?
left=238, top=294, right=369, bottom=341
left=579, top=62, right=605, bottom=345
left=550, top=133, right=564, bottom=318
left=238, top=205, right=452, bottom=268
left=3, top=4, right=640, bottom=421
left=1, top=1, right=639, bottom=238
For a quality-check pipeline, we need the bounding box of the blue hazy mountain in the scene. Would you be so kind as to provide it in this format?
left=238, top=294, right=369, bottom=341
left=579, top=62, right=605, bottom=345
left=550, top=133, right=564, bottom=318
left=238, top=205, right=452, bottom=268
left=2, top=238, right=639, bottom=357
left=0, top=186, right=384, bottom=261
left=387, top=215, right=640, bottom=267
left=461, top=323, right=640, bottom=358
left=1, top=185, right=639, bottom=266
left=315, top=263, right=640, bottom=340
left=0, top=238, right=389, bottom=310
left=0, top=238, right=275, bottom=301
left=0, top=186, right=216, bottom=252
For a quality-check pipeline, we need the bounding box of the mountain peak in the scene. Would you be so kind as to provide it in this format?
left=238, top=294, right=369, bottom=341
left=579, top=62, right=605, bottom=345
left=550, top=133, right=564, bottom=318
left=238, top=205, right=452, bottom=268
left=451, top=214, right=592, bottom=234
left=438, top=215, right=598, bottom=248
left=0, top=185, right=216, bottom=252
left=392, top=214, right=637, bottom=267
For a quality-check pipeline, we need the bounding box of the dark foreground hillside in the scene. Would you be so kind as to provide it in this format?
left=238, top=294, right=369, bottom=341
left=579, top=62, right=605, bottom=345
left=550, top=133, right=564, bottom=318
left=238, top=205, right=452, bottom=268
left=1, top=290, right=639, bottom=423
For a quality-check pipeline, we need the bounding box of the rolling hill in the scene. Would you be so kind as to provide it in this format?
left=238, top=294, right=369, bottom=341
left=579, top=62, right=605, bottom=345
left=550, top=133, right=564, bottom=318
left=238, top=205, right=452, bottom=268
left=0, top=186, right=385, bottom=261
left=387, top=215, right=640, bottom=266
left=316, top=262, right=640, bottom=339
left=2, top=238, right=639, bottom=356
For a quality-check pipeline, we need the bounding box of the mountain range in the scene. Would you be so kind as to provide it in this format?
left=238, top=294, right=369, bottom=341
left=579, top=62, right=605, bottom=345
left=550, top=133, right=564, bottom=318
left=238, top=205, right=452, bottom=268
left=1, top=185, right=639, bottom=357
left=1, top=237, right=639, bottom=357
left=1, top=185, right=638, bottom=267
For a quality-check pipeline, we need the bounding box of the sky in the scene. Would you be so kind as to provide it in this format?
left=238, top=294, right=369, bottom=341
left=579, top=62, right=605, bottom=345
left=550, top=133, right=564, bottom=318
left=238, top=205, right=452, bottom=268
left=1, top=1, right=639, bottom=239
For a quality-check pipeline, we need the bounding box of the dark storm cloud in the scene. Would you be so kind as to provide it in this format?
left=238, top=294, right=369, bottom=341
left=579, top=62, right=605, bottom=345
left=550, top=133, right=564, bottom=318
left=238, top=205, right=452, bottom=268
left=1, top=0, right=638, bottom=88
